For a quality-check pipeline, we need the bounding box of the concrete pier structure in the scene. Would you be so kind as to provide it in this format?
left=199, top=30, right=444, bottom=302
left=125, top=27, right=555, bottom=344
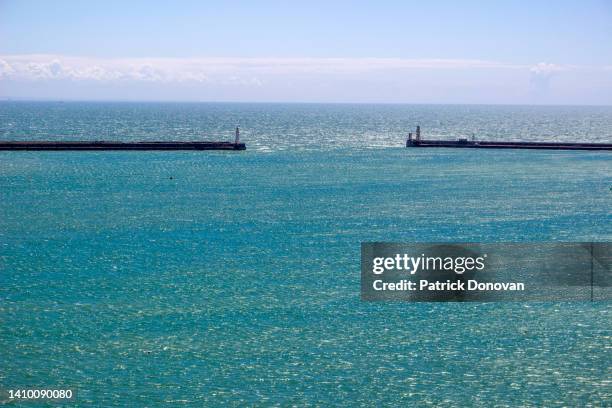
left=0, top=140, right=246, bottom=151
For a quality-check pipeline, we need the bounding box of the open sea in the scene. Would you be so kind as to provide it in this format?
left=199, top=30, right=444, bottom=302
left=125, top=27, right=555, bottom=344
left=1, top=102, right=611, bottom=406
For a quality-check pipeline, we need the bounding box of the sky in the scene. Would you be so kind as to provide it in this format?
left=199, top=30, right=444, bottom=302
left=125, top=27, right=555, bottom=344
left=1, top=0, right=611, bottom=104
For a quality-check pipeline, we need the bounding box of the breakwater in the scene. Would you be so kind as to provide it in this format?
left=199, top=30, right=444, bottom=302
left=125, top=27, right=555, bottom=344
left=0, top=140, right=246, bottom=151
left=406, top=126, right=612, bottom=151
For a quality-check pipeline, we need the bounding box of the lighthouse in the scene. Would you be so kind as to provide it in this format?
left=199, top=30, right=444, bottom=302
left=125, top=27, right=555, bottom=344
left=235, top=126, right=240, bottom=144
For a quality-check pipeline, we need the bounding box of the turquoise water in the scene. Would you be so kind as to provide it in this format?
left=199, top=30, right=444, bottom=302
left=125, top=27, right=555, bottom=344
left=1, top=102, right=611, bottom=406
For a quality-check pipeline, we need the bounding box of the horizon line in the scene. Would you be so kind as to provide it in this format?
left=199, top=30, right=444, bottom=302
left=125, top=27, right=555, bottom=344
left=1, top=98, right=612, bottom=108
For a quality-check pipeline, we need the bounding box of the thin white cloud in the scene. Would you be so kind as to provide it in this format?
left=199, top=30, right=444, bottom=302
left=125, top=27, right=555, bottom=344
left=0, top=54, right=529, bottom=83
left=2, top=55, right=610, bottom=104
left=530, top=62, right=564, bottom=76
left=529, top=62, right=565, bottom=95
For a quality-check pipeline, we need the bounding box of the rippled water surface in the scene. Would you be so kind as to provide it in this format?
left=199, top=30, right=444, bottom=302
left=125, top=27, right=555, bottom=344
left=2, top=102, right=612, bottom=148
left=1, top=102, right=611, bottom=406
